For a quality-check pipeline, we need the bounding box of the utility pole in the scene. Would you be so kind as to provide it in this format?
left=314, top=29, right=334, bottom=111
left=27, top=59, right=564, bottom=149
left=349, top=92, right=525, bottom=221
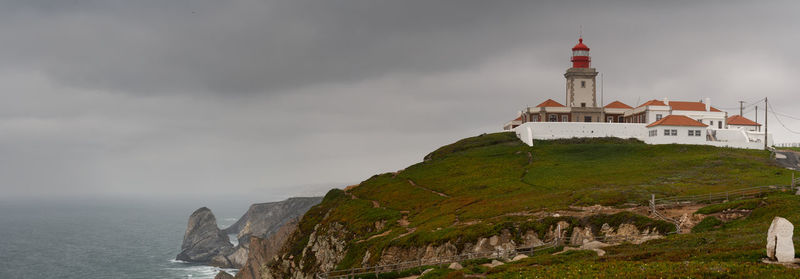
left=755, top=106, right=759, bottom=131
left=764, top=97, right=768, bottom=150
left=739, top=100, right=745, bottom=116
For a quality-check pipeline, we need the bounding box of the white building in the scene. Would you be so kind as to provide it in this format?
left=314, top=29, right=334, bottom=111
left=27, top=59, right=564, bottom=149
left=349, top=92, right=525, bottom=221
left=623, top=98, right=727, bottom=129
left=645, top=115, right=708, bottom=145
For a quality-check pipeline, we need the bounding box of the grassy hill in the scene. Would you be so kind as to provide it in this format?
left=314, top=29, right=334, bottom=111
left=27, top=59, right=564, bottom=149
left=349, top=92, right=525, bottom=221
left=277, top=132, right=798, bottom=277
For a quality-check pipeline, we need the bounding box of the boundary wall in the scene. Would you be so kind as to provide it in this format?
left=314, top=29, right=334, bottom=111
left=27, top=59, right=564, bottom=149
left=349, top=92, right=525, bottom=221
left=514, top=122, right=769, bottom=150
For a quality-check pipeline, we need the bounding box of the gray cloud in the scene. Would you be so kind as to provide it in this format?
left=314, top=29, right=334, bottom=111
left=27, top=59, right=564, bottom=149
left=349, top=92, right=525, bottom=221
left=0, top=1, right=799, bottom=202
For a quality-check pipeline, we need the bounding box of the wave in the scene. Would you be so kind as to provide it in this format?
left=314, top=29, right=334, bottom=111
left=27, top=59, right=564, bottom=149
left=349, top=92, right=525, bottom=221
left=165, top=259, right=237, bottom=279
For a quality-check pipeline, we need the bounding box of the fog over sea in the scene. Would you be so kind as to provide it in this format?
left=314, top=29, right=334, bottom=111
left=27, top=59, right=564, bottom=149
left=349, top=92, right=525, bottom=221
left=0, top=198, right=253, bottom=279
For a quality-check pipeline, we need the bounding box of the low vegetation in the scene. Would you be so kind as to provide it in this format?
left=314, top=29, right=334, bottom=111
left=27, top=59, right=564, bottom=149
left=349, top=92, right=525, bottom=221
left=282, top=132, right=797, bottom=275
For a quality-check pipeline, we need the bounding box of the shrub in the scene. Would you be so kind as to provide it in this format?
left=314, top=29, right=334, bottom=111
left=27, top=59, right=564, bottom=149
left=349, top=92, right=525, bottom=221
left=691, top=216, right=724, bottom=233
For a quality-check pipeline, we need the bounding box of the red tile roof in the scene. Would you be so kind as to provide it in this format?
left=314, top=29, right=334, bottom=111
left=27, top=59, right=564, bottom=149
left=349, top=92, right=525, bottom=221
left=604, top=101, right=633, bottom=109
left=637, top=99, right=721, bottom=112
left=669, top=101, right=722, bottom=112
left=646, top=115, right=709, bottom=128
left=536, top=99, right=566, bottom=108
left=637, top=99, right=667, bottom=108
left=727, top=115, right=760, bottom=126
left=513, top=116, right=523, bottom=121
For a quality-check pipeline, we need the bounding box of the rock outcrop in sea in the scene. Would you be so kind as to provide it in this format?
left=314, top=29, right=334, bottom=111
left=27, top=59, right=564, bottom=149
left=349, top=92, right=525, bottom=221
left=176, top=197, right=322, bottom=269
left=176, top=207, right=234, bottom=263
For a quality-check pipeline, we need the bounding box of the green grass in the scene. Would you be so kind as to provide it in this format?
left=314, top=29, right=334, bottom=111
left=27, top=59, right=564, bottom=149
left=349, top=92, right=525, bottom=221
left=691, top=216, right=724, bottom=233
left=778, top=147, right=800, bottom=152
left=275, top=132, right=796, bottom=273
left=695, top=198, right=762, bottom=214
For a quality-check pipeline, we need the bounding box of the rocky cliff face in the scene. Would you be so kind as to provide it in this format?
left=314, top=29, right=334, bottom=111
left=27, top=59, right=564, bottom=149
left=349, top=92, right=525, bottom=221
left=223, top=197, right=322, bottom=248
left=177, top=207, right=234, bottom=263
left=255, top=216, right=664, bottom=279
left=261, top=221, right=353, bottom=279
left=177, top=197, right=321, bottom=269
left=234, top=218, right=299, bottom=279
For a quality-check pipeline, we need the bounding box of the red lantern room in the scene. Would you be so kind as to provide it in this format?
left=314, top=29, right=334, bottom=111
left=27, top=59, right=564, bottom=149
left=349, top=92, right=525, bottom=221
left=571, top=37, right=591, bottom=68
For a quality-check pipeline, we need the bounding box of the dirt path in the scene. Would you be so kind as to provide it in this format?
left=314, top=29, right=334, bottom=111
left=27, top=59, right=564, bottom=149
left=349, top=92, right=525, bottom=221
left=407, top=179, right=450, bottom=198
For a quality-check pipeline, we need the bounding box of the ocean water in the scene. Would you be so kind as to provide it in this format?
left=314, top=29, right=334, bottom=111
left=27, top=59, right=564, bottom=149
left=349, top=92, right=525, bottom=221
left=0, top=199, right=247, bottom=279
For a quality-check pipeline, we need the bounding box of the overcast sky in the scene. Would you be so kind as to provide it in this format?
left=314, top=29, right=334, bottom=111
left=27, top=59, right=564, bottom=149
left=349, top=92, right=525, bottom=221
left=2, top=0, right=799, bottom=203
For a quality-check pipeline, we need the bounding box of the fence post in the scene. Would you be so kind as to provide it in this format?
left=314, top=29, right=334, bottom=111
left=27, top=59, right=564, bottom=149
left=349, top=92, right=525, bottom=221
left=650, top=194, right=655, bottom=215
left=792, top=172, right=795, bottom=192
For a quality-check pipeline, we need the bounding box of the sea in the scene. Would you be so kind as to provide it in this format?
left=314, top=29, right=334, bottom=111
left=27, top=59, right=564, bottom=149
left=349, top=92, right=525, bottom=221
left=0, top=198, right=253, bottom=279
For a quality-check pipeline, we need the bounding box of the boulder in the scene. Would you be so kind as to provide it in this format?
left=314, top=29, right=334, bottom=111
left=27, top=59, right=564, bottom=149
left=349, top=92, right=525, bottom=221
left=490, top=259, right=504, bottom=267
left=214, top=271, right=235, bottom=279
left=448, top=262, right=463, bottom=270
left=176, top=207, right=234, bottom=263
left=767, top=217, right=795, bottom=263
left=580, top=240, right=610, bottom=250
left=511, top=254, right=529, bottom=261
left=522, top=230, right=544, bottom=247
left=570, top=227, right=595, bottom=246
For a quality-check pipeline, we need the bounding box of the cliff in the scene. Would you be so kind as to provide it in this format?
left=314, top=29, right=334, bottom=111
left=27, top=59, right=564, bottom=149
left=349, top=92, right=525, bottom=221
left=223, top=197, right=321, bottom=248
left=241, top=133, right=795, bottom=278
left=234, top=218, right=299, bottom=279
left=177, top=197, right=321, bottom=268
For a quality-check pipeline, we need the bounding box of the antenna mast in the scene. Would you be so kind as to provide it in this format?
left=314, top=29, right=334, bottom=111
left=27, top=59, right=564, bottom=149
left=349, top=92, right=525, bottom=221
left=764, top=97, right=768, bottom=150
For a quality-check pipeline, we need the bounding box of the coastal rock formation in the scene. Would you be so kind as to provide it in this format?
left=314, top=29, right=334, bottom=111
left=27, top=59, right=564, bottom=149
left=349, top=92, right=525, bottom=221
left=235, top=218, right=299, bottom=279
left=177, top=197, right=321, bottom=269
left=214, top=271, right=235, bottom=279
left=766, top=216, right=795, bottom=263
left=177, top=207, right=234, bottom=263
left=260, top=221, right=354, bottom=279
left=223, top=197, right=322, bottom=248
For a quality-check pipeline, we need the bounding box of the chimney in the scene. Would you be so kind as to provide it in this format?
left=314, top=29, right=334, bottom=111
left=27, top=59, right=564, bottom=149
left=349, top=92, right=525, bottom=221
left=704, top=98, right=711, bottom=111
left=662, top=97, right=669, bottom=106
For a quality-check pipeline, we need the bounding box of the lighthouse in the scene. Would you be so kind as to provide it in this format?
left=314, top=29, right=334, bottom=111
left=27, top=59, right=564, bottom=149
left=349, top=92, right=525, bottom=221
left=564, top=37, right=599, bottom=111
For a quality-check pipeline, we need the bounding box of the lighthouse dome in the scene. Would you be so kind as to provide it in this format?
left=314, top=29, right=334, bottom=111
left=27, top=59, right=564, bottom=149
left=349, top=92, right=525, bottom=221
left=572, top=38, right=590, bottom=51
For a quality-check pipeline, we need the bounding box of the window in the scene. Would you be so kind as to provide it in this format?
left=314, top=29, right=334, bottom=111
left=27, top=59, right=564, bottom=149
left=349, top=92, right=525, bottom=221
left=710, top=120, right=714, bottom=126
left=581, top=81, right=586, bottom=88
left=562, top=115, right=569, bottom=122
left=581, top=102, right=586, bottom=107
left=664, top=129, right=670, bottom=136
left=656, top=114, right=663, bottom=121
left=584, top=116, right=592, bottom=122
left=671, top=129, right=677, bottom=136
left=607, top=116, right=613, bottom=123
left=688, top=130, right=695, bottom=136
left=694, top=130, right=702, bottom=137
left=718, top=121, right=722, bottom=129
left=649, top=130, right=657, bottom=137
left=549, top=115, right=557, bottom=122
left=532, top=115, right=539, bottom=122
left=619, top=116, right=624, bottom=122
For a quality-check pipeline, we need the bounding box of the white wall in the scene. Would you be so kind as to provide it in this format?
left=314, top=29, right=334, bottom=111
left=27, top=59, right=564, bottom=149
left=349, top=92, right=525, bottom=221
left=728, top=124, right=759, bottom=132
left=514, top=122, right=648, bottom=145
left=514, top=122, right=771, bottom=150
